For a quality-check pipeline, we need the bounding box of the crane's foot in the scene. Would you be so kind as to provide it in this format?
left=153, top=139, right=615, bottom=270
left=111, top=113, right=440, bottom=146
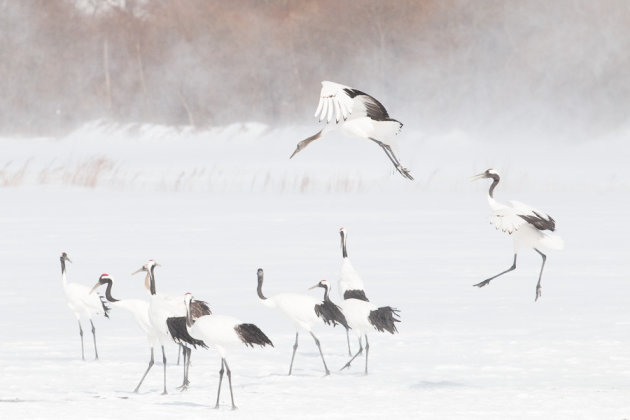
left=473, top=279, right=492, bottom=288
left=535, top=285, right=542, bottom=302
left=395, top=165, right=414, bottom=180
left=340, top=362, right=352, bottom=371
left=176, top=381, right=190, bottom=391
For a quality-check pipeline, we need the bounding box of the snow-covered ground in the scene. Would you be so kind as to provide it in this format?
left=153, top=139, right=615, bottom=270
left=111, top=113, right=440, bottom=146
left=0, top=124, right=629, bottom=419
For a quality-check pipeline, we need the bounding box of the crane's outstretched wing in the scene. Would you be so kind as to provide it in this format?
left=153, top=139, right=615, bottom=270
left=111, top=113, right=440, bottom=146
left=490, top=200, right=556, bottom=234
left=314, top=81, right=392, bottom=124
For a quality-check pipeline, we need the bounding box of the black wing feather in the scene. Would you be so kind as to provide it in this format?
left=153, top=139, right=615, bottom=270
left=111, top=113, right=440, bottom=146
left=234, top=323, right=274, bottom=348
left=166, top=317, right=208, bottom=349
left=343, top=289, right=369, bottom=302
left=343, top=88, right=394, bottom=122
left=315, top=300, right=350, bottom=329
left=518, top=211, right=556, bottom=232
left=368, top=306, right=401, bottom=334
left=99, top=295, right=111, bottom=318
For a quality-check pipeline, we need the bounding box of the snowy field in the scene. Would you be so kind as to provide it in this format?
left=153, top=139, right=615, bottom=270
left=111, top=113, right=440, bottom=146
left=1, top=124, right=629, bottom=419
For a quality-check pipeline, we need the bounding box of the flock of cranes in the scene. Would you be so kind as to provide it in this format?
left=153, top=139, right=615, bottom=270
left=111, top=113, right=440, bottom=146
left=60, top=228, right=402, bottom=409
left=59, top=81, right=564, bottom=409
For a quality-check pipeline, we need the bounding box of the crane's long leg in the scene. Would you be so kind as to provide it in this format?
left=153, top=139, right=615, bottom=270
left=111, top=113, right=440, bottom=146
left=534, top=248, right=547, bottom=302
left=346, top=329, right=352, bottom=356
left=215, top=359, right=224, bottom=408
left=134, top=347, right=154, bottom=393
left=309, top=331, right=330, bottom=376
left=474, top=254, right=517, bottom=288
left=161, top=345, right=168, bottom=395
left=177, top=347, right=191, bottom=391
left=288, top=332, right=299, bottom=375
left=369, top=138, right=414, bottom=180
left=90, top=320, right=99, bottom=360
left=176, top=344, right=182, bottom=365
left=78, top=320, right=85, bottom=361
left=364, top=335, right=369, bottom=375
left=223, top=359, right=237, bottom=410
left=341, top=336, right=363, bottom=371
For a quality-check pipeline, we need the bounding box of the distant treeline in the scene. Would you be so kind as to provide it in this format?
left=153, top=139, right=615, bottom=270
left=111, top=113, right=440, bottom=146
left=2, top=0, right=629, bottom=138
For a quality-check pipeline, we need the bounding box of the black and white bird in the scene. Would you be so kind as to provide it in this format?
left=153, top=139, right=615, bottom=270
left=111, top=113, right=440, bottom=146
left=337, top=257, right=400, bottom=374
left=290, top=81, right=414, bottom=180
left=183, top=293, right=273, bottom=409
left=59, top=252, right=110, bottom=360
left=471, top=168, right=564, bottom=301
left=256, top=269, right=348, bottom=376
left=338, top=227, right=369, bottom=355
left=132, top=260, right=209, bottom=394
left=89, top=273, right=158, bottom=393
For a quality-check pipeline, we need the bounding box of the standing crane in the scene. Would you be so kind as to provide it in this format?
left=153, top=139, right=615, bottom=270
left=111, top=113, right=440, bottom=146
left=132, top=260, right=209, bottom=394
left=183, top=293, right=273, bottom=409
left=471, top=168, right=564, bottom=301
left=291, top=81, right=414, bottom=180
left=338, top=227, right=369, bottom=355
left=89, top=273, right=158, bottom=393
left=256, top=268, right=348, bottom=376
left=59, top=252, right=110, bottom=360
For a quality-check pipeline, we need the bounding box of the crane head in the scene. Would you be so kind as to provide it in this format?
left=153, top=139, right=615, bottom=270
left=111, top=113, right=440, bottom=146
left=60, top=252, right=72, bottom=263
left=471, top=168, right=500, bottom=181
left=90, top=273, right=113, bottom=294
left=309, top=279, right=329, bottom=291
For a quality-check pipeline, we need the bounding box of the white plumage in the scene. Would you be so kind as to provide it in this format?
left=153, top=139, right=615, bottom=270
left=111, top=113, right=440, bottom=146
left=291, top=81, right=414, bottom=180
left=472, top=168, right=564, bottom=301
left=256, top=269, right=346, bottom=376
left=90, top=273, right=158, bottom=393
left=59, top=252, right=109, bottom=361
left=132, top=260, right=208, bottom=394
left=183, top=293, right=273, bottom=409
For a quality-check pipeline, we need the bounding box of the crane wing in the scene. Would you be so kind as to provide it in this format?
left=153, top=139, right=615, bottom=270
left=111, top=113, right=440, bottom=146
left=489, top=203, right=527, bottom=234
left=490, top=200, right=556, bottom=233
left=314, top=81, right=355, bottom=123
left=509, top=200, right=556, bottom=232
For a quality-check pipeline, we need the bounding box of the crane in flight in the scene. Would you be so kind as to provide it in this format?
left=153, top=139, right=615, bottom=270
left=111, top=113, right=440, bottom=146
left=291, top=81, right=414, bottom=180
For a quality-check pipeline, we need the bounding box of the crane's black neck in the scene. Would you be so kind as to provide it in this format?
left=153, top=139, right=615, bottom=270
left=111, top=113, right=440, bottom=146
left=102, top=278, right=119, bottom=302
left=340, top=231, right=347, bottom=258
left=60, top=258, right=66, bottom=276
left=185, top=304, right=194, bottom=327
left=257, top=271, right=267, bottom=300
left=322, top=285, right=331, bottom=302
left=488, top=174, right=500, bottom=198
left=149, top=265, right=156, bottom=295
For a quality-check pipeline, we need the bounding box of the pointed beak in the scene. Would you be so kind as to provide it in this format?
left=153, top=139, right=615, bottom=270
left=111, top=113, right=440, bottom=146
left=89, top=281, right=101, bottom=294
left=131, top=267, right=144, bottom=275
left=65, top=257, right=73, bottom=263
left=289, top=146, right=301, bottom=159
left=470, top=172, right=486, bottom=181
left=308, top=283, right=320, bottom=290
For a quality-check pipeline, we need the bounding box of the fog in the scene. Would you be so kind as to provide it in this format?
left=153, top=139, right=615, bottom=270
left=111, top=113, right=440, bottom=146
left=2, top=0, right=629, bottom=142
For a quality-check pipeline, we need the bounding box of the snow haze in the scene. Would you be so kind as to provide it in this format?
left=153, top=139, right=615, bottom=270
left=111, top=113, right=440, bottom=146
left=1, top=1, right=630, bottom=419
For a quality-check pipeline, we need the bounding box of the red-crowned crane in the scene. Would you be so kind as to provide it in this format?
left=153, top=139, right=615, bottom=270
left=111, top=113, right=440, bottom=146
left=59, top=252, right=110, bottom=360
left=256, top=269, right=348, bottom=376
left=183, top=293, right=273, bottom=409
left=471, top=168, right=564, bottom=301
left=291, top=81, right=414, bottom=180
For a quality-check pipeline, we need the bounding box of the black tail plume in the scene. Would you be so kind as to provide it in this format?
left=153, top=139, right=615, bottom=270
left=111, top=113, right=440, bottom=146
left=315, top=300, right=349, bottom=329
left=234, top=323, right=274, bottom=348
left=368, top=306, right=401, bottom=334
left=166, top=317, right=208, bottom=349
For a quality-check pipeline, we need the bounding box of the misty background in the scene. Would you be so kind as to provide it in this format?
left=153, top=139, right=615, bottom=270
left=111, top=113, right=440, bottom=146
left=2, top=0, right=629, bottom=141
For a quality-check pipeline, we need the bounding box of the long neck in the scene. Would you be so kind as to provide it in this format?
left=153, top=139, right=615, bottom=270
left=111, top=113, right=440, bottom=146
left=488, top=174, right=500, bottom=198
left=144, top=272, right=151, bottom=293
left=257, top=274, right=267, bottom=300
left=60, top=259, right=67, bottom=284
left=103, top=279, right=119, bottom=302
left=323, top=286, right=331, bottom=302
left=185, top=304, right=194, bottom=327
left=149, top=266, right=156, bottom=295
left=340, top=232, right=347, bottom=258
